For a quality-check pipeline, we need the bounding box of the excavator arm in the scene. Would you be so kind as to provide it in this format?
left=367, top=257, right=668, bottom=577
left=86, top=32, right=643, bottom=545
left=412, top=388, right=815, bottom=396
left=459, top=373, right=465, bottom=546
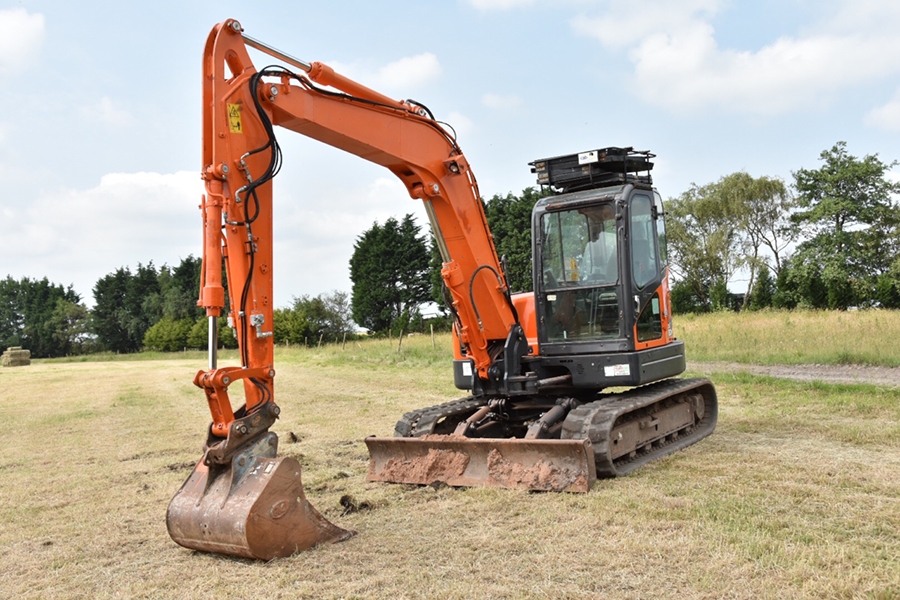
left=167, top=19, right=539, bottom=561
left=199, top=19, right=518, bottom=392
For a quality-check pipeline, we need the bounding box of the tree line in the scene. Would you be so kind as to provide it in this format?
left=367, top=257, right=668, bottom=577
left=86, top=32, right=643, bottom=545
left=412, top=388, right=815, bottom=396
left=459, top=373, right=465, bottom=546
left=3, top=141, right=896, bottom=357
left=0, top=258, right=356, bottom=357
left=347, top=141, right=900, bottom=323
left=668, top=142, right=900, bottom=311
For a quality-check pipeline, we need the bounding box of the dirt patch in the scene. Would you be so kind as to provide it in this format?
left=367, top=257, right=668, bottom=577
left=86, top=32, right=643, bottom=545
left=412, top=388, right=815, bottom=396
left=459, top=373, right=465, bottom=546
left=486, top=449, right=588, bottom=492
left=689, top=361, right=900, bottom=387
left=378, top=449, right=470, bottom=484
left=339, top=494, right=373, bottom=515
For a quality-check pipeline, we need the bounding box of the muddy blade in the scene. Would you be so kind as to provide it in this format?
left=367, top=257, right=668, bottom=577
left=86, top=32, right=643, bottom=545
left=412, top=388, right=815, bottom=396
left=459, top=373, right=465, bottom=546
left=167, top=440, right=354, bottom=559
left=365, top=436, right=596, bottom=492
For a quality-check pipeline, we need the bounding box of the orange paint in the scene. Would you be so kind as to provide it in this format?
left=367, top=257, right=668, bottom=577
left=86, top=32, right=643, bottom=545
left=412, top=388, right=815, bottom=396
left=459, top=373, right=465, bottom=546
left=197, top=20, right=520, bottom=433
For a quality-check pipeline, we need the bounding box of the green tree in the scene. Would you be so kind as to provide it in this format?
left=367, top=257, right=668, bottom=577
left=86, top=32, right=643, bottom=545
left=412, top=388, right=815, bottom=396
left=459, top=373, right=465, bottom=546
left=161, top=256, right=204, bottom=320
left=668, top=172, right=798, bottom=310
left=772, top=265, right=799, bottom=309
left=666, top=181, right=744, bottom=310
left=293, top=290, right=354, bottom=343
left=128, top=262, right=162, bottom=341
left=875, top=272, right=900, bottom=308
left=272, top=307, right=310, bottom=346
left=0, top=276, right=24, bottom=351
left=321, top=290, right=354, bottom=340
left=143, top=316, right=193, bottom=351
left=187, top=316, right=239, bottom=349
left=48, top=299, right=93, bottom=355
left=0, top=276, right=82, bottom=357
left=670, top=279, right=707, bottom=314
left=749, top=267, right=775, bottom=310
left=789, top=142, right=900, bottom=309
left=350, top=215, right=431, bottom=332
left=294, top=295, right=330, bottom=343
left=92, top=263, right=160, bottom=353
left=715, top=172, right=794, bottom=306
left=482, top=187, right=548, bottom=293
left=92, top=268, right=131, bottom=352
left=709, top=279, right=730, bottom=312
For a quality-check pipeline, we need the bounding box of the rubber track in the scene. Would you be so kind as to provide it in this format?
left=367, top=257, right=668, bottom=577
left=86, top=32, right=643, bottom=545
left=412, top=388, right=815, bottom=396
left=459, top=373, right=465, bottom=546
left=393, top=397, right=487, bottom=437
left=561, top=377, right=717, bottom=478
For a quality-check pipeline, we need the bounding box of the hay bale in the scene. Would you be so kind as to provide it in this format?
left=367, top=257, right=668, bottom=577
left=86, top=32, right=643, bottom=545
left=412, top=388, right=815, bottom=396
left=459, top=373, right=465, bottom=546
left=2, top=347, right=31, bottom=367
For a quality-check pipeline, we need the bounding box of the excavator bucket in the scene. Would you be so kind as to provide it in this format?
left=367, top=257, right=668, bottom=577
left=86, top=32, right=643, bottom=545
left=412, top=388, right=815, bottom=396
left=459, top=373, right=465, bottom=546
left=167, top=432, right=354, bottom=560
left=365, top=436, right=596, bottom=492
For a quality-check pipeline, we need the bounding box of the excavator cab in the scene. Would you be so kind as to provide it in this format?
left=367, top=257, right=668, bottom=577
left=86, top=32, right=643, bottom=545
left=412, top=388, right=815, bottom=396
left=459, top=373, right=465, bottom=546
left=531, top=182, right=680, bottom=379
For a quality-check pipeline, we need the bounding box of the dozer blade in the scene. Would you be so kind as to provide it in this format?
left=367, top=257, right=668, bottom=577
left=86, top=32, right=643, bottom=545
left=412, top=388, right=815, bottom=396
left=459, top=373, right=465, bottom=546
left=167, top=432, right=354, bottom=560
left=365, top=436, right=596, bottom=492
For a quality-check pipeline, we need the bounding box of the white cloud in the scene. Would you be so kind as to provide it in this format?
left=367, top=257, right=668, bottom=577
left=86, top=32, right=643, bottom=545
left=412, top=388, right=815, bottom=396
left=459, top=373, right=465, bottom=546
left=273, top=176, right=429, bottom=304
left=866, top=89, right=900, bottom=132
left=466, top=0, right=535, bottom=10
left=444, top=111, right=474, bottom=136
left=4, top=172, right=201, bottom=302
left=0, top=8, right=44, bottom=75
left=824, top=0, right=900, bottom=35
left=376, top=53, right=442, bottom=89
left=80, top=96, right=133, bottom=126
left=326, top=53, right=443, bottom=96
left=571, top=0, right=900, bottom=115
left=570, top=0, right=720, bottom=49
left=482, top=92, right=524, bottom=109
left=3, top=167, right=426, bottom=308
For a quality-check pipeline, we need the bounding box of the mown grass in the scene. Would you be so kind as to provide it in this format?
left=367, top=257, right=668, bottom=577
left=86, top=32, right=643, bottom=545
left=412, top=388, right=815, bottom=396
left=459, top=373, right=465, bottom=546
left=676, top=308, right=900, bottom=366
left=35, top=307, right=900, bottom=369
left=1, top=333, right=898, bottom=599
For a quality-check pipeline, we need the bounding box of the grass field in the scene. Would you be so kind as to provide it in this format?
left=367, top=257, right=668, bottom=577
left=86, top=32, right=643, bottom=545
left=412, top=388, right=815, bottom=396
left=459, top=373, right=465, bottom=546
left=678, top=308, right=900, bottom=366
left=1, top=315, right=899, bottom=598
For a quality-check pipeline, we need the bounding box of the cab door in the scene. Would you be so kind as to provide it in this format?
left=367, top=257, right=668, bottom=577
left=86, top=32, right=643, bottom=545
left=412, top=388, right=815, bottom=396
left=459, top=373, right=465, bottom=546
left=629, top=192, right=666, bottom=349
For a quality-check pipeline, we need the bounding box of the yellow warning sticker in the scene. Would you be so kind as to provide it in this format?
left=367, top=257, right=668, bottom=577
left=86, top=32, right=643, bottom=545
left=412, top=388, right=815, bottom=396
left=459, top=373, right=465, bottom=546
left=227, top=103, right=242, bottom=133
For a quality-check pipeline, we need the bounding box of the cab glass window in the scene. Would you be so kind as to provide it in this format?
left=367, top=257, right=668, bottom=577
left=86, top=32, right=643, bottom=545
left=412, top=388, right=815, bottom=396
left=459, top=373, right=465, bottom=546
left=630, top=195, right=658, bottom=289
left=636, top=292, right=663, bottom=342
left=653, top=192, right=667, bottom=267
left=541, top=204, right=617, bottom=288
left=540, top=204, right=620, bottom=342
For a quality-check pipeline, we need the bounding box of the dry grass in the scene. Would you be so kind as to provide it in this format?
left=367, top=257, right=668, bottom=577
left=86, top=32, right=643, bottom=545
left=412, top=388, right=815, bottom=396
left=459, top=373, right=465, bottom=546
left=1, top=335, right=899, bottom=599
left=676, top=308, right=900, bottom=366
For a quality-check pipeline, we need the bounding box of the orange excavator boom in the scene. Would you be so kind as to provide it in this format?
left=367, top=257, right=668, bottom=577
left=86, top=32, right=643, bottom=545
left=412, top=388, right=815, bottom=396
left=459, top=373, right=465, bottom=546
left=168, top=18, right=579, bottom=560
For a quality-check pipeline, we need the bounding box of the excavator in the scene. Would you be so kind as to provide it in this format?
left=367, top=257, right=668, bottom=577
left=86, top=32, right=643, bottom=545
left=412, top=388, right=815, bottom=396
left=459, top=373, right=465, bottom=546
left=166, top=19, right=718, bottom=560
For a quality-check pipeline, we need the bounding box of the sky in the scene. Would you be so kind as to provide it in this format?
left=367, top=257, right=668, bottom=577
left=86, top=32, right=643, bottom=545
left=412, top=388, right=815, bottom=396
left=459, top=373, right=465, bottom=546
left=2, top=0, right=900, bottom=307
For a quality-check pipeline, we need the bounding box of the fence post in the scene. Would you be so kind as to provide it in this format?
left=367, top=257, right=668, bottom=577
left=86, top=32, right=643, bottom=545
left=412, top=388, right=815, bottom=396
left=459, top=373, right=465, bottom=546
left=397, top=328, right=404, bottom=353
left=342, top=332, right=347, bottom=350
left=431, top=324, right=435, bottom=350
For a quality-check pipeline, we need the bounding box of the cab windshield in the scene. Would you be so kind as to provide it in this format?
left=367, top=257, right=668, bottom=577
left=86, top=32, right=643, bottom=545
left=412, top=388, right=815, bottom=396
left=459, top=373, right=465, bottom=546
left=540, top=204, right=620, bottom=342
left=541, top=204, right=617, bottom=288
